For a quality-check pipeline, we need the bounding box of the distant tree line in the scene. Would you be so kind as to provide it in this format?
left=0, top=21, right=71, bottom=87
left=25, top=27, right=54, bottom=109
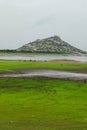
left=0, top=49, right=86, bottom=54
left=0, top=49, right=17, bottom=53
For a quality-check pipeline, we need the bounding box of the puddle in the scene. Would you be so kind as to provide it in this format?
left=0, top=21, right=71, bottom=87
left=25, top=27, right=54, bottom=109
left=0, top=70, right=87, bottom=80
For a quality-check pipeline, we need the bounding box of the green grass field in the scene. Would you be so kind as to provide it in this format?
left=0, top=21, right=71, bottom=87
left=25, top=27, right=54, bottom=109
left=0, top=60, right=87, bottom=73
left=0, top=78, right=87, bottom=130
left=0, top=60, right=87, bottom=129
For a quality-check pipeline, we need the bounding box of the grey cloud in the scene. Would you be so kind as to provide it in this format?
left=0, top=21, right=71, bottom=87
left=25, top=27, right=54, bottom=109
left=33, top=15, right=55, bottom=28
left=0, top=0, right=87, bottom=51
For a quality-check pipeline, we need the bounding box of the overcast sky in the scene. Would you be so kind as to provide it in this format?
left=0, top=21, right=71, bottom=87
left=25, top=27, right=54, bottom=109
left=0, top=0, right=87, bottom=51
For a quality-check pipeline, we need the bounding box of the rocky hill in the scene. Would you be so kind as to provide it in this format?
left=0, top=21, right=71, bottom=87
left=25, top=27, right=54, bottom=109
left=17, top=36, right=86, bottom=55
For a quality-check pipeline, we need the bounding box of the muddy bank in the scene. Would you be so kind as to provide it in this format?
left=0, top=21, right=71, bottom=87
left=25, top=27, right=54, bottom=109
left=0, top=69, right=87, bottom=81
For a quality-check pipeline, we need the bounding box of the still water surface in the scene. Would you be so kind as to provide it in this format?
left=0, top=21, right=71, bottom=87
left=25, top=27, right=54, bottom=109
left=0, top=70, right=87, bottom=80
left=0, top=55, right=87, bottom=62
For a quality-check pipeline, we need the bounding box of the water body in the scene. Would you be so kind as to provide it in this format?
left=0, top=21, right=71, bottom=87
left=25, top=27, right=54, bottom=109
left=0, top=55, right=87, bottom=62
left=0, top=70, right=87, bottom=80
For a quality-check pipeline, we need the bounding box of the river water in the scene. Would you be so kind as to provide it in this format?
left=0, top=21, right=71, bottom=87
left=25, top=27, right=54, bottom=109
left=0, top=55, right=87, bottom=62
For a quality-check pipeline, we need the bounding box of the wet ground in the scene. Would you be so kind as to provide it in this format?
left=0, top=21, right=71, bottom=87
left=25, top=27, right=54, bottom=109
left=0, top=69, right=87, bottom=81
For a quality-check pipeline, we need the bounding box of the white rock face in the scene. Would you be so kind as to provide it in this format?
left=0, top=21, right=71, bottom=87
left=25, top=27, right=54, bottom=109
left=17, top=36, right=86, bottom=54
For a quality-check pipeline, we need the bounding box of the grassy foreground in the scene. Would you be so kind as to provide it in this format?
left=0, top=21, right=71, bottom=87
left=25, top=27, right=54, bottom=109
left=0, top=78, right=87, bottom=130
left=0, top=60, right=87, bottom=73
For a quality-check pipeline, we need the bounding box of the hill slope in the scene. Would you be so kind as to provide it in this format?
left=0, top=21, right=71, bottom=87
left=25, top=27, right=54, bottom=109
left=17, top=36, right=86, bottom=54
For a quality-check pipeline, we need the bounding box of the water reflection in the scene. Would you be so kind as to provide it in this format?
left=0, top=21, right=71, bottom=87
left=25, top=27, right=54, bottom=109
left=0, top=70, right=87, bottom=80
left=0, top=55, right=87, bottom=62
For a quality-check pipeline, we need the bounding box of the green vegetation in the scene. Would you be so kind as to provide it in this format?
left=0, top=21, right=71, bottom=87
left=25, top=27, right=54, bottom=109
left=0, top=50, right=17, bottom=53
left=0, top=78, right=87, bottom=130
left=1, top=50, right=86, bottom=54
left=17, top=50, right=72, bottom=54
left=0, top=60, right=87, bottom=129
left=0, top=60, right=87, bottom=73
